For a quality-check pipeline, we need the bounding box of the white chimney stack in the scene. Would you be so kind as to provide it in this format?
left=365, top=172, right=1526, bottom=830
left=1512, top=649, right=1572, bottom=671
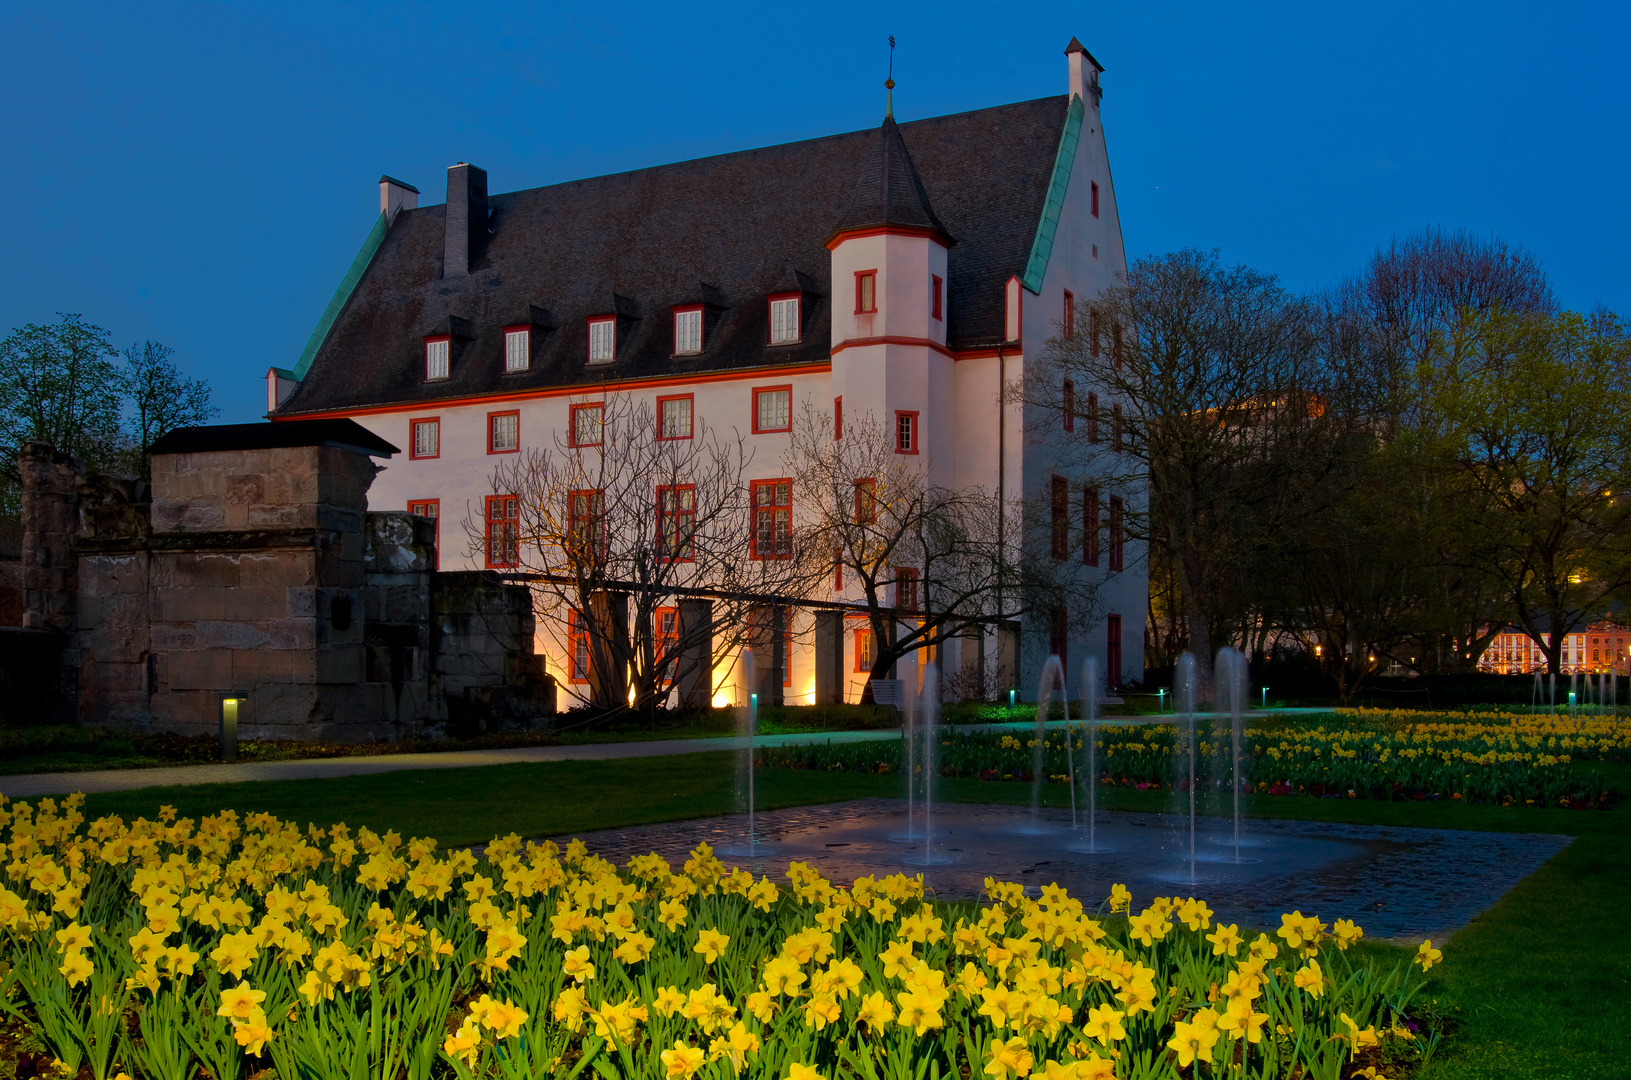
left=379, top=175, right=419, bottom=221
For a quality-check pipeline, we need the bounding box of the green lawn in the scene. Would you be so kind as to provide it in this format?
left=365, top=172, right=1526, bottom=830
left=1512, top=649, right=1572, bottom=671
left=75, top=752, right=1627, bottom=1080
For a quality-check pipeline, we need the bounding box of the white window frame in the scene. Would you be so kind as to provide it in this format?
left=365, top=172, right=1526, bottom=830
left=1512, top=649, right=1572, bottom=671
left=411, top=418, right=440, bottom=458
left=588, top=318, right=616, bottom=364
left=769, top=296, right=801, bottom=344
left=673, top=308, right=703, bottom=355
left=754, top=387, right=792, bottom=433
left=504, top=328, right=530, bottom=372
left=425, top=338, right=450, bottom=381
left=572, top=403, right=604, bottom=447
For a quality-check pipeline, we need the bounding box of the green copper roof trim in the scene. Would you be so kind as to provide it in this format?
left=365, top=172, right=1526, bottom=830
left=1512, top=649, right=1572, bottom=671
left=290, top=210, right=390, bottom=381
left=1021, top=94, right=1084, bottom=295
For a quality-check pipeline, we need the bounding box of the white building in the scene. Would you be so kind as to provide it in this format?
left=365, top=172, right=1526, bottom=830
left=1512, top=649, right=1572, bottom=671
left=267, top=38, right=1145, bottom=706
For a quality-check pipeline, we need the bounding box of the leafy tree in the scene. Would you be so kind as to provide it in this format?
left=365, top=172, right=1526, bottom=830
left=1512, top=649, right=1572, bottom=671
left=118, top=340, right=217, bottom=476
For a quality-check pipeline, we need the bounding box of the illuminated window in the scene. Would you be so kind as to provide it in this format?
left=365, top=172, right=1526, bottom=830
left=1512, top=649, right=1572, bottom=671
left=752, top=479, right=792, bottom=559
left=655, top=607, right=679, bottom=684
left=852, top=620, right=873, bottom=673
left=484, top=495, right=519, bottom=568
left=568, top=611, right=590, bottom=683
left=656, top=485, right=696, bottom=560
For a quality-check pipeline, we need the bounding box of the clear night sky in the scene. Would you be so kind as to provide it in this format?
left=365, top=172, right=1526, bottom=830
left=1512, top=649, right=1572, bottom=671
left=1, top=1, right=1624, bottom=424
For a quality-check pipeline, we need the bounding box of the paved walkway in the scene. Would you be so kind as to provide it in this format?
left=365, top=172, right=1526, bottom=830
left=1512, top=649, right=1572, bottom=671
left=0, top=709, right=1328, bottom=798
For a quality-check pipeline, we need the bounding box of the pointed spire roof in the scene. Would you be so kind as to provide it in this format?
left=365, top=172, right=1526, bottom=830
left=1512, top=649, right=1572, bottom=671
left=826, top=116, right=955, bottom=247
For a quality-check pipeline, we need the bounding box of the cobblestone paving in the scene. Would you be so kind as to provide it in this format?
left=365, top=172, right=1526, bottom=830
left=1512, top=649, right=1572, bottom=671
left=554, top=798, right=1570, bottom=944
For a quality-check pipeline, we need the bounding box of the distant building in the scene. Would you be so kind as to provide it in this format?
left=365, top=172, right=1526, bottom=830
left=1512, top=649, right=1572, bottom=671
left=265, top=39, right=1144, bottom=704
left=1477, top=622, right=1629, bottom=675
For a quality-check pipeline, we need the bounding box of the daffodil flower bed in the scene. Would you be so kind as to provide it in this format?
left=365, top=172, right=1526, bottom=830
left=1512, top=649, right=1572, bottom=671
left=757, top=712, right=1625, bottom=809
left=0, top=794, right=1445, bottom=1080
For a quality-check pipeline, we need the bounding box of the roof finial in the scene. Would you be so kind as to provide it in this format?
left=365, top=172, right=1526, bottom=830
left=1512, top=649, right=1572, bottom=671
left=885, top=35, right=896, bottom=118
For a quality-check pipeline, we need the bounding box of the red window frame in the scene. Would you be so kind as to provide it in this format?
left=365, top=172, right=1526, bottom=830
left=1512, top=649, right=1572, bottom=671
left=833, top=550, right=844, bottom=592
left=896, top=567, right=919, bottom=614
left=408, top=416, right=440, bottom=460
left=655, top=606, right=679, bottom=687
left=750, top=478, right=793, bottom=560
left=671, top=305, right=704, bottom=355
left=768, top=292, right=802, bottom=345
left=1083, top=487, right=1100, bottom=567
left=854, top=478, right=878, bottom=524
left=484, top=495, right=519, bottom=569
left=1062, top=380, right=1075, bottom=433
left=586, top=316, right=616, bottom=363
left=568, top=489, right=606, bottom=564
left=1063, top=291, right=1075, bottom=339
left=931, top=274, right=943, bottom=321
left=1109, top=495, right=1124, bottom=572
left=408, top=499, right=440, bottom=553
left=894, top=411, right=918, bottom=455
left=752, top=385, right=793, bottom=434
left=567, top=610, right=591, bottom=684
left=1089, top=308, right=1102, bottom=357
left=834, top=396, right=843, bottom=440
left=656, top=483, right=696, bottom=562
left=487, top=410, right=520, bottom=455
left=849, top=616, right=874, bottom=674
left=501, top=324, right=532, bottom=372
left=1112, top=322, right=1124, bottom=370
left=1087, top=392, right=1099, bottom=443
left=1050, top=476, right=1069, bottom=559
left=569, top=402, right=604, bottom=447
left=1091, top=181, right=1100, bottom=218
left=855, top=270, right=878, bottom=314
left=656, top=394, right=695, bottom=441
left=1112, top=404, right=1124, bottom=453
left=423, top=335, right=451, bottom=381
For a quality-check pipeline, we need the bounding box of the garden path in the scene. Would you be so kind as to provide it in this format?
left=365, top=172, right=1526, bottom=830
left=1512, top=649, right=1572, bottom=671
left=0, top=709, right=1326, bottom=798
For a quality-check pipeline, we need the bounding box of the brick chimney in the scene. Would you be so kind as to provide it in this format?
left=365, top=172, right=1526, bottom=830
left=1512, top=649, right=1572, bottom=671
left=444, top=163, right=488, bottom=279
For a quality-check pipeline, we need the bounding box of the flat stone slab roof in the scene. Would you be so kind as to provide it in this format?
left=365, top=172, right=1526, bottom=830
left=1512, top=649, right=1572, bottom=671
left=557, top=798, right=1570, bottom=944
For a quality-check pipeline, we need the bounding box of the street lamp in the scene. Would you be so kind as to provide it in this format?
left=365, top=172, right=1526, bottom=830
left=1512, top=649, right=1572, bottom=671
left=219, top=693, right=246, bottom=763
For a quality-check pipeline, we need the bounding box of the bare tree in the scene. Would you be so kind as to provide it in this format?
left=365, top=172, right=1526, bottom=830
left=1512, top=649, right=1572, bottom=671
left=119, top=340, right=217, bottom=477
left=1029, top=249, right=1328, bottom=692
left=786, top=405, right=1098, bottom=701
left=470, top=393, right=820, bottom=714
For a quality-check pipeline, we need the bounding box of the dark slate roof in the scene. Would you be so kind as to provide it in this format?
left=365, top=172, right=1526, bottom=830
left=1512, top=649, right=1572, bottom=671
left=276, top=96, right=1070, bottom=417
left=150, top=419, right=399, bottom=457
left=829, top=116, right=953, bottom=245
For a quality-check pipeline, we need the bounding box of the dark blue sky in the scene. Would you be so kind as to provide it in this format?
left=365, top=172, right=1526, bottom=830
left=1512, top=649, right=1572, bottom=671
left=2, top=1, right=1624, bottom=424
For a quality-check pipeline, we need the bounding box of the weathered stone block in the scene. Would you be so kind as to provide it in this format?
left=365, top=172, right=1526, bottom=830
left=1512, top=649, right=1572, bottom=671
left=152, top=552, right=243, bottom=589
left=195, top=621, right=274, bottom=650
left=149, top=623, right=197, bottom=650
left=225, top=474, right=265, bottom=505
left=316, top=646, right=362, bottom=684
left=168, top=650, right=232, bottom=690
left=247, top=502, right=314, bottom=528
left=240, top=550, right=316, bottom=588
left=231, top=649, right=294, bottom=684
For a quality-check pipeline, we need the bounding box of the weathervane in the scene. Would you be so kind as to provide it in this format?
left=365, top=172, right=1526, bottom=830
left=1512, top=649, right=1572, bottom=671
left=886, top=35, right=896, bottom=118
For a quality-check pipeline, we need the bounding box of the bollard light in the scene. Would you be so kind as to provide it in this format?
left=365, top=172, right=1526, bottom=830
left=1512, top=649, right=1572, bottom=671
left=219, top=694, right=245, bottom=763
left=1008, top=689, right=1016, bottom=708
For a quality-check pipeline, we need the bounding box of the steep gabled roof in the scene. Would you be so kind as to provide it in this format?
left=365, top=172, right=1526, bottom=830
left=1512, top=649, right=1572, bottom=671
left=828, top=116, right=953, bottom=245
left=275, top=95, right=1069, bottom=418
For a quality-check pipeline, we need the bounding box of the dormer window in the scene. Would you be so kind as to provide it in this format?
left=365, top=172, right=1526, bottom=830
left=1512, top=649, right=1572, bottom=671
left=587, top=317, right=616, bottom=364
left=673, top=307, right=703, bottom=355
left=769, top=295, right=801, bottom=344
left=424, top=337, right=450, bottom=381
left=503, top=327, right=531, bottom=372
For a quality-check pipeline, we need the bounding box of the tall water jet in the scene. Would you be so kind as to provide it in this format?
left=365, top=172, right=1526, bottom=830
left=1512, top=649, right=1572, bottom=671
left=1216, top=646, right=1246, bottom=860
left=720, top=650, right=771, bottom=857
left=891, top=675, right=919, bottom=844
left=1026, top=655, right=1067, bottom=834
left=905, top=662, right=955, bottom=866
left=1175, top=652, right=1198, bottom=882
left=1068, top=656, right=1110, bottom=854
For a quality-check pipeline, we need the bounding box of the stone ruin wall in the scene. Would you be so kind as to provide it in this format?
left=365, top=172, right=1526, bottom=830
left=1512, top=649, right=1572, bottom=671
left=10, top=439, right=552, bottom=740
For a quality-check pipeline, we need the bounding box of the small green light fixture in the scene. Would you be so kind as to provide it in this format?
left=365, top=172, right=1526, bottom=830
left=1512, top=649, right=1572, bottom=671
left=219, top=693, right=246, bottom=763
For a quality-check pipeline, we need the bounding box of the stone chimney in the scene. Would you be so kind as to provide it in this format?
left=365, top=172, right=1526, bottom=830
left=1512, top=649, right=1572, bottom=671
left=379, top=175, right=419, bottom=222
left=443, top=163, right=488, bottom=279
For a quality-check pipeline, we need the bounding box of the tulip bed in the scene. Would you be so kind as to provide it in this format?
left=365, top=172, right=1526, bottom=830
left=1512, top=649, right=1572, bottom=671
left=756, top=711, right=1626, bottom=809
left=0, top=793, right=1445, bottom=1080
